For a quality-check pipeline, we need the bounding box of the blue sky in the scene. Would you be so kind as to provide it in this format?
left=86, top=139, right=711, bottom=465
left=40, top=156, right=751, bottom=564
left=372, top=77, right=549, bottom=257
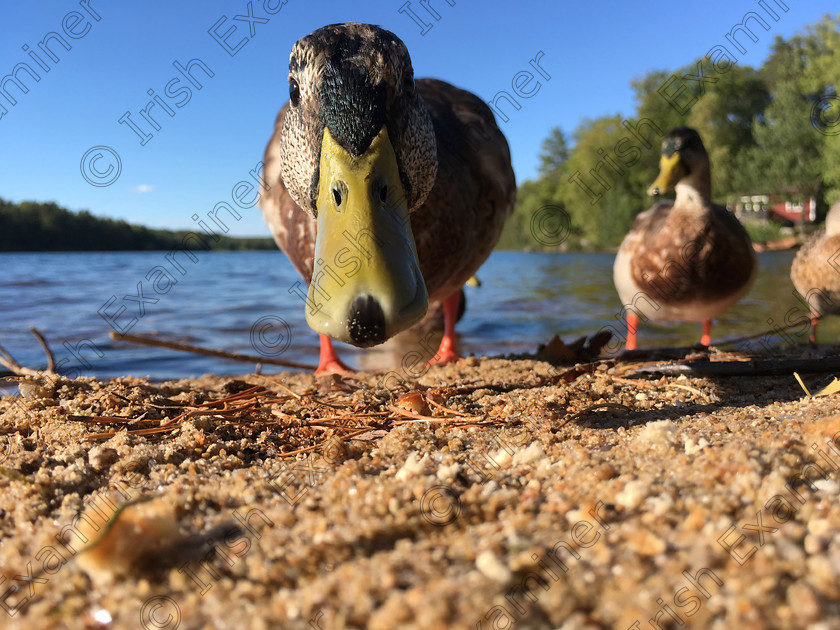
left=0, top=0, right=831, bottom=236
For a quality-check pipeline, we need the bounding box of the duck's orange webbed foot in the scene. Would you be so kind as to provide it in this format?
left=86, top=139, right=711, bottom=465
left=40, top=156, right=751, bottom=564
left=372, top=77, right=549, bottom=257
left=426, top=291, right=461, bottom=367
left=625, top=311, right=639, bottom=351
left=700, top=320, right=712, bottom=347
left=315, top=335, right=353, bottom=374
left=810, top=311, right=820, bottom=346
left=427, top=334, right=458, bottom=367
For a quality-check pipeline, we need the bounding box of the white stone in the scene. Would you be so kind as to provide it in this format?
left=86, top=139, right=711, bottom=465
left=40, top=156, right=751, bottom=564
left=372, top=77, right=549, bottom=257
left=513, top=442, right=544, bottom=466
left=475, top=550, right=511, bottom=582
left=616, top=480, right=648, bottom=510
left=637, top=420, right=678, bottom=447
left=395, top=452, right=429, bottom=481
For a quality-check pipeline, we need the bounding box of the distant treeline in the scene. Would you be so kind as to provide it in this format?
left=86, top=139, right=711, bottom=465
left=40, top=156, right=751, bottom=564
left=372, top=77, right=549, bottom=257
left=0, top=199, right=277, bottom=251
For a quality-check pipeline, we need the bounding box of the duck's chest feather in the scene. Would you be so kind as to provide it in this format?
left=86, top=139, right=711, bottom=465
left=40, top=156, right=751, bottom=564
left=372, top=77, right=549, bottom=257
left=626, top=203, right=756, bottom=305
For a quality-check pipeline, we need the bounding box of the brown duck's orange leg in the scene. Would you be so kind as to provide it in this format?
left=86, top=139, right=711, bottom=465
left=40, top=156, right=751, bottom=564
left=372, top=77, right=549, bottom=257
left=427, top=291, right=461, bottom=367
left=316, top=334, right=352, bottom=374
left=810, top=311, right=820, bottom=346
left=625, top=311, right=639, bottom=350
left=701, top=320, right=712, bottom=347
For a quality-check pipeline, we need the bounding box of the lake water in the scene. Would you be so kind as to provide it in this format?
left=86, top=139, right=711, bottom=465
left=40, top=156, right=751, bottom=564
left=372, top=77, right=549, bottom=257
left=0, top=250, right=832, bottom=382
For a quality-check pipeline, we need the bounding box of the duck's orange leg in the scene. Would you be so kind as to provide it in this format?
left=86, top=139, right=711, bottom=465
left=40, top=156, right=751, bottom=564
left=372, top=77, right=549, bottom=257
left=316, top=334, right=352, bottom=374
left=810, top=311, right=820, bottom=346
left=700, top=320, right=712, bottom=347
left=427, top=291, right=461, bottom=367
left=625, top=311, right=639, bottom=351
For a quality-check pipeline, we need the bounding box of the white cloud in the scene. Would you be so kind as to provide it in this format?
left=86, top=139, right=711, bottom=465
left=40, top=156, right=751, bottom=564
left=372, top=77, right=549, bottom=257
left=132, top=184, right=156, bottom=193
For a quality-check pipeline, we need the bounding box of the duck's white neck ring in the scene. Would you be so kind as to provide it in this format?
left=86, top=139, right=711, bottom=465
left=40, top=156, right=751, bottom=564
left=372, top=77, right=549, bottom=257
left=674, top=163, right=712, bottom=210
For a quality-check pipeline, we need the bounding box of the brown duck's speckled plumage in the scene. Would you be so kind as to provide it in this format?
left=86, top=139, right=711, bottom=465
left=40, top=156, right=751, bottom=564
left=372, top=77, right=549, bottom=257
left=406, top=78, right=515, bottom=302
left=261, top=101, right=317, bottom=281
left=260, top=34, right=515, bottom=305
left=791, top=201, right=840, bottom=316
left=626, top=200, right=756, bottom=305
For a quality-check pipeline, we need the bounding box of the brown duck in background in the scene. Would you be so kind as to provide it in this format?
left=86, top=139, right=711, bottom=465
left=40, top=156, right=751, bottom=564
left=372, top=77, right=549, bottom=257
left=259, top=23, right=515, bottom=373
left=613, top=127, right=757, bottom=350
left=790, top=200, right=840, bottom=344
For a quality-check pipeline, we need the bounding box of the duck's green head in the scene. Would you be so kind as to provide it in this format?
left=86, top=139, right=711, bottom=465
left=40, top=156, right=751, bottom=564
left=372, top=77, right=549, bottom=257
left=278, top=23, right=436, bottom=347
left=647, top=127, right=706, bottom=196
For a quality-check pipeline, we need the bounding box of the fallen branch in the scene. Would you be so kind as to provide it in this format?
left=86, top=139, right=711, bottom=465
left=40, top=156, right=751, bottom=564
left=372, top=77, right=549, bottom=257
left=615, top=321, right=808, bottom=359
left=109, top=330, right=318, bottom=372
left=711, top=320, right=807, bottom=348
left=0, top=328, right=57, bottom=377
left=618, top=346, right=708, bottom=362
left=29, top=328, right=55, bottom=373
left=628, top=356, right=840, bottom=377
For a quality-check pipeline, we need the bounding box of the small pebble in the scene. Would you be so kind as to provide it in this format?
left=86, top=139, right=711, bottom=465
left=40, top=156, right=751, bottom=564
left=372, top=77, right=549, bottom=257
left=475, top=550, right=511, bottom=582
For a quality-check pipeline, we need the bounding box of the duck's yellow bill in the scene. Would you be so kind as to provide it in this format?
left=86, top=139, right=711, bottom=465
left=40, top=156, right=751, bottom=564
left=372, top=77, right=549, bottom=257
left=647, top=152, right=686, bottom=196
left=305, top=126, right=428, bottom=347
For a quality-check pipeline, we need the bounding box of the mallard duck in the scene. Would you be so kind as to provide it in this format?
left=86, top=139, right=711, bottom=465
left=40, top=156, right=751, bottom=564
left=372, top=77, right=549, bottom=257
left=259, top=23, right=515, bottom=373
left=790, top=200, right=840, bottom=344
left=613, top=127, right=757, bottom=350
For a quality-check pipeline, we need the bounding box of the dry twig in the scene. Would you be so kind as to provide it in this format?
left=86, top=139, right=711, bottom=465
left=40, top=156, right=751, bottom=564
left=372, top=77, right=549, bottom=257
left=629, top=356, right=840, bottom=377
left=0, top=328, right=57, bottom=377
left=109, top=330, right=318, bottom=371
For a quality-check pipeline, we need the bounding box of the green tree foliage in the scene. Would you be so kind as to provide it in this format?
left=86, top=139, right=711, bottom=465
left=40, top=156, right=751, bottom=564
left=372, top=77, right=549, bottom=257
left=801, top=15, right=840, bottom=203
left=501, top=13, right=840, bottom=250
left=685, top=63, right=769, bottom=196
left=537, top=127, right=570, bottom=180
left=497, top=127, right=571, bottom=250
left=561, top=116, right=654, bottom=248
left=0, top=199, right=276, bottom=251
left=631, top=70, right=689, bottom=134
left=734, top=34, right=826, bottom=207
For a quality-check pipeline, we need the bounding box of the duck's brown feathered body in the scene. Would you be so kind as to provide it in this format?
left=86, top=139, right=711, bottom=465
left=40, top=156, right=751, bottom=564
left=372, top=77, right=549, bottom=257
left=791, top=231, right=840, bottom=317
left=614, top=200, right=756, bottom=322
left=790, top=201, right=840, bottom=339
left=261, top=77, right=515, bottom=314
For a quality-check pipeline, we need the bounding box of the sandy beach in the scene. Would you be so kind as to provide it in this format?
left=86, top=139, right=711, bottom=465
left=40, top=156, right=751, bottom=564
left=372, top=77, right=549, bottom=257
left=1, top=344, right=840, bottom=629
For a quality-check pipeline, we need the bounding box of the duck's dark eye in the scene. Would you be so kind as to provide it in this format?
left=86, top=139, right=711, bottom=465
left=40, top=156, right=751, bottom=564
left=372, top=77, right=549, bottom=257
left=289, top=78, right=300, bottom=106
